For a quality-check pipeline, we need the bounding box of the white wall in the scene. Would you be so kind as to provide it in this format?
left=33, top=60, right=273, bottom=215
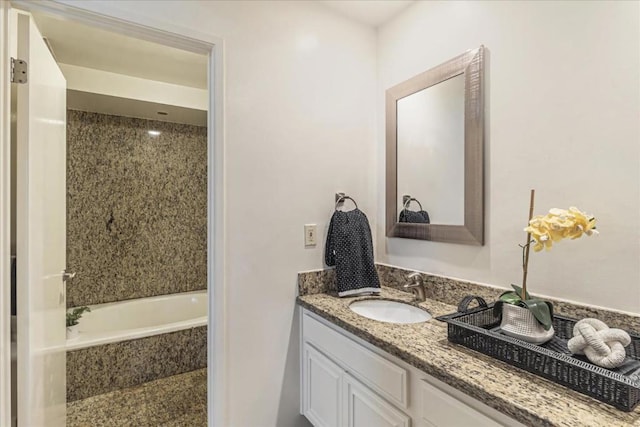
left=377, top=1, right=640, bottom=313
left=53, top=1, right=377, bottom=426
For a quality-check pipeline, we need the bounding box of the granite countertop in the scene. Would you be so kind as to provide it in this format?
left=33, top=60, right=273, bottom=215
left=297, top=287, right=640, bottom=427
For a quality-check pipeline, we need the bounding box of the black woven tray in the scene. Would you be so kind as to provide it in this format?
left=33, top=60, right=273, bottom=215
left=437, top=298, right=640, bottom=411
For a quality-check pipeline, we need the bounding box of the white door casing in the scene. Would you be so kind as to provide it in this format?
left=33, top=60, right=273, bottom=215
left=15, top=11, right=67, bottom=427
left=0, top=2, right=13, bottom=426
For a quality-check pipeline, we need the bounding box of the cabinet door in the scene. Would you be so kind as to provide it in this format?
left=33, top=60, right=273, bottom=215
left=420, top=380, right=502, bottom=427
left=303, top=343, right=342, bottom=427
left=303, top=312, right=408, bottom=408
left=343, top=373, right=410, bottom=427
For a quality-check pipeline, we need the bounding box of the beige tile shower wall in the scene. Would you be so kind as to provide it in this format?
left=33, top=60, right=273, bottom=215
left=66, top=110, right=207, bottom=307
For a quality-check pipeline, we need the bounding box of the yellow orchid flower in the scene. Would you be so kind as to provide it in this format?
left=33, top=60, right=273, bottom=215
left=524, top=207, right=597, bottom=252
left=511, top=193, right=597, bottom=330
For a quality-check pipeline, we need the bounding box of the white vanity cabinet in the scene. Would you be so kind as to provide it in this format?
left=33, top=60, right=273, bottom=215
left=300, top=309, right=523, bottom=427
left=303, top=343, right=343, bottom=427
left=342, top=372, right=410, bottom=427
left=302, top=343, right=409, bottom=427
left=302, top=341, right=410, bottom=427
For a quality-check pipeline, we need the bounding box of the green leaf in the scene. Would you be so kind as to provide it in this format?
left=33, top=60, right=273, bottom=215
left=499, top=291, right=522, bottom=305
left=522, top=298, right=553, bottom=330
left=546, top=300, right=554, bottom=320
left=66, top=306, right=91, bottom=327
left=510, top=284, right=531, bottom=300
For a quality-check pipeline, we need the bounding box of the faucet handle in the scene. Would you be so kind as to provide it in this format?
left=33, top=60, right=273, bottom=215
left=406, top=272, right=423, bottom=286
left=404, top=272, right=426, bottom=302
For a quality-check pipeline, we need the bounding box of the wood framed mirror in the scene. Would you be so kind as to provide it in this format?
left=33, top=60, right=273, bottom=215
left=385, top=46, right=485, bottom=245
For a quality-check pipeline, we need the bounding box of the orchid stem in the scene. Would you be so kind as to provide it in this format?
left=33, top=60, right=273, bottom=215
left=521, top=189, right=535, bottom=300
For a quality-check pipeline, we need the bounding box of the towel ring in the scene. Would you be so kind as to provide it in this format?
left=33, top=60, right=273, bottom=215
left=403, top=195, right=423, bottom=211
left=335, top=193, right=358, bottom=210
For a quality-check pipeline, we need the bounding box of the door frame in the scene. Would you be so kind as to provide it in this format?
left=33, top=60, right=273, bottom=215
left=0, top=1, right=226, bottom=426
left=0, top=2, right=13, bottom=426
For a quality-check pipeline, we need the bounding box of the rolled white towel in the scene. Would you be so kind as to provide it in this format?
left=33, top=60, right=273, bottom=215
left=567, top=318, right=631, bottom=369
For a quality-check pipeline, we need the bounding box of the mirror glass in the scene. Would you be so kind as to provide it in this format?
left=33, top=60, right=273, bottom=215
left=396, top=74, right=465, bottom=225
left=385, top=46, right=485, bottom=245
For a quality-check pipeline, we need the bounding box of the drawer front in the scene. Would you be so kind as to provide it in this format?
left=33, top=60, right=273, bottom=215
left=420, top=380, right=502, bottom=427
left=303, top=312, right=408, bottom=409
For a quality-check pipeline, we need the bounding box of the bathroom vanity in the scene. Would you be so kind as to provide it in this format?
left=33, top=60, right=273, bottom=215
left=301, top=307, right=520, bottom=427
left=297, top=284, right=640, bottom=427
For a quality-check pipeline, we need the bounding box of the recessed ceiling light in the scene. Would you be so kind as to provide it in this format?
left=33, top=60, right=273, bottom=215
left=148, top=130, right=161, bottom=137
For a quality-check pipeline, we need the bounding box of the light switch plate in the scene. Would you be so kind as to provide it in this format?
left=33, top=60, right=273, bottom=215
left=304, top=224, right=317, bottom=246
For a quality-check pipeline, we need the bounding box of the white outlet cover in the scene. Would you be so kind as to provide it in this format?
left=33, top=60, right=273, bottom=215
left=304, top=224, right=317, bottom=246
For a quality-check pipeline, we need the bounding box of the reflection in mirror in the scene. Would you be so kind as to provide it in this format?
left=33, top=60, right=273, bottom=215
left=397, top=74, right=464, bottom=225
left=398, top=195, right=430, bottom=224
left=386, top=46, right=485, bottom=245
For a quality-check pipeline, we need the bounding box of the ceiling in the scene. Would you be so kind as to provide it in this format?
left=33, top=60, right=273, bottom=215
left=30, top=1, right=414, bottom=92
left=67, top=90, right=207, bottom=127
left=29, top=11, right=208, bottom=126
left=28, top=1, right=414, bottom=124
left=319, top=0, right=416, bottom=27
left=31, top=12, right=208, bottom=89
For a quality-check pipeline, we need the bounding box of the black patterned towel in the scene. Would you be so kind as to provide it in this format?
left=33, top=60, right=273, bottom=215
left=325, top=209, right=380, bottom=297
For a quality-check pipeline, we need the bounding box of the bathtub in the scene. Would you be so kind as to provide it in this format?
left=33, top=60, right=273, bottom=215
left=66, top=290, right=207, bottom=351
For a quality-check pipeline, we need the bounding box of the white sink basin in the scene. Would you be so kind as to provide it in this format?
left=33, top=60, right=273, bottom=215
left=349, top=300, right=432, bottom=324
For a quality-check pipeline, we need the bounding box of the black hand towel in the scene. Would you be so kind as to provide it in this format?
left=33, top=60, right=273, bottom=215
left=325, top=208, right=380, bottom=297
left=399, top=209, right=430, bottom=224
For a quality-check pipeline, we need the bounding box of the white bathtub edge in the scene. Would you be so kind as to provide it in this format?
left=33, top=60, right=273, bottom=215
left=66, top=290, right=208, bottom=351
left=66, top=317, right=207, bottom=351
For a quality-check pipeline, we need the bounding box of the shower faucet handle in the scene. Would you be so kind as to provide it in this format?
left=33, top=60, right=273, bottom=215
left=62, top=269, right=76, bottom=282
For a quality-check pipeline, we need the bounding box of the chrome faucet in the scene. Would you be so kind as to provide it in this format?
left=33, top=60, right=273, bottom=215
left=404, top=272, right=426, bottom=302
